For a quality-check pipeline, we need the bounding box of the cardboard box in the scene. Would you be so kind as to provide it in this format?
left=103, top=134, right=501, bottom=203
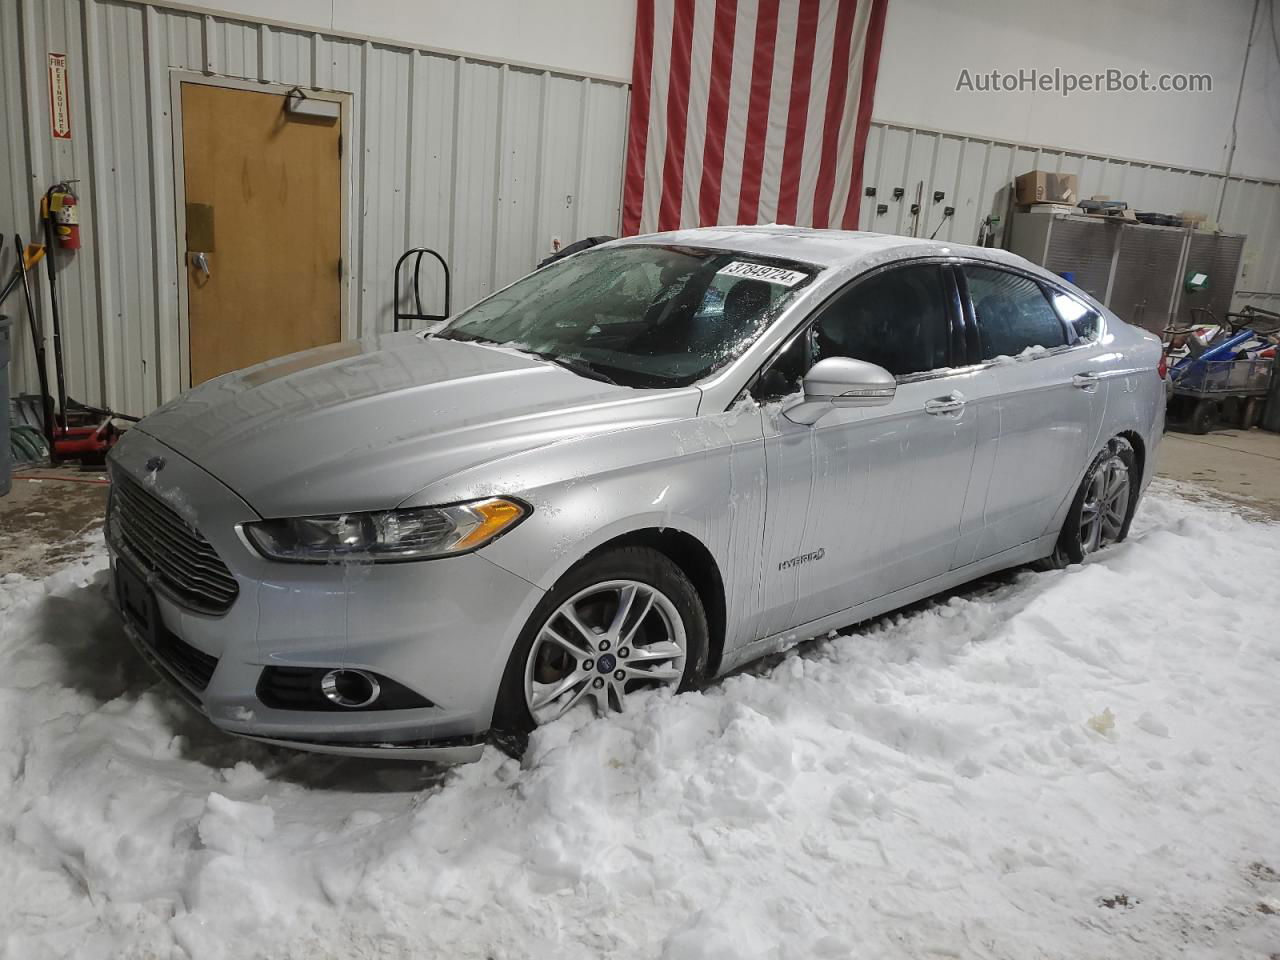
left=1015, top=170, right=1079, bottom=206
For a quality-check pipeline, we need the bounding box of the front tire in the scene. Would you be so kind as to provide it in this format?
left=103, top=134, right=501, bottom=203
left=493, top=546, right=708, bottom=733
left=1037, top=437, right=1138, bottom=569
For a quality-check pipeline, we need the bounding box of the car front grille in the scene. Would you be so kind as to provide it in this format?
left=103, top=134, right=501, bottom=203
left=108, top=470, right=239, bottom=614
left=142, top=620, right=220, bottom=693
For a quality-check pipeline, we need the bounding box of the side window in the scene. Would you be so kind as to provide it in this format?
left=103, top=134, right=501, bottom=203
left=965, top=266, right=1068, bottom=359
left=1048, top=289, right=1102, bottom=342
left=751, top=329, right=811, bottom=401
left=812, top=265, right=951, bottom=377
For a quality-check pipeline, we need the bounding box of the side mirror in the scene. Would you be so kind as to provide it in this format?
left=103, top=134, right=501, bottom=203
left=783, top=357, right=896, bottom=425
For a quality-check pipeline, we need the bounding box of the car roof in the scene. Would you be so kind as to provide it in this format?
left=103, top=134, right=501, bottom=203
left=608, top=225, right=1034, bottom=273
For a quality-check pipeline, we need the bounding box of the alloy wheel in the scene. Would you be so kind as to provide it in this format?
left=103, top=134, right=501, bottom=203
left=523, top=579, right=687, bottom=725
left=1079, top=451, right=1130, bottom=555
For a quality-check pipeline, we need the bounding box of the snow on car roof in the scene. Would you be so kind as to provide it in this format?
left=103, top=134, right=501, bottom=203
left=609, top=224, right=1032, bottom=272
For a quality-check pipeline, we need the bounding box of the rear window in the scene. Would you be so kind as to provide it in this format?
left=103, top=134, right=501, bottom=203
left=1049, top=289, right=1102, bottom=342
left=965, top=266, right=1068, bottom=359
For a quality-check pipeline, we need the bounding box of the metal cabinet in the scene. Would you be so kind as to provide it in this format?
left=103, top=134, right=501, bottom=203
left=1009, top=211, right=1247, bottom=334
left=1176, top=233, right=1247, bottom=327
left=1108, top=225, right=1186, bottom=333
left=1042, top=218, right=1114, bottom=304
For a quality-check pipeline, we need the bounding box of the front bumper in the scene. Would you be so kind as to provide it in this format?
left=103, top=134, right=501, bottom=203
left=106, top=429, right=544, bottom=761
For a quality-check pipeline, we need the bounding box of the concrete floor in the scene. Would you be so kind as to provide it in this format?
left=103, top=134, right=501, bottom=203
left=1, top=426, right=1277, bottom=577
left=1155, top=428, right=1280, bottom=520
left=0, top=471, right=109, bottom=577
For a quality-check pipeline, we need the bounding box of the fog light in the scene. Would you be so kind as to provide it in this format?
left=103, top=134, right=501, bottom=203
left=321, top=669, right=381, bottom=708
left=257, top=666, right=433, bottom=712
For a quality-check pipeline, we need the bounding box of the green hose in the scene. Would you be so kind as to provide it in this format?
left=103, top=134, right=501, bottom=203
left=9, top=425, right=49, bottom=465
left=9, top=430, right=36, bottom=463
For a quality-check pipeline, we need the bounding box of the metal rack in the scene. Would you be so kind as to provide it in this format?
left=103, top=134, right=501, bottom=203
left=392, top=247, right=451, bottom=333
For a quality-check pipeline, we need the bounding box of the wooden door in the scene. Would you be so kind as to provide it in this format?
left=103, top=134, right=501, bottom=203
left=180, top=83, right=342, bottom=385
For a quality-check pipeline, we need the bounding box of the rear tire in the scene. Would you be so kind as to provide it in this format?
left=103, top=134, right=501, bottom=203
left=492, top=546, right=708, bottom=734
left=1189, top=398, right=1217, bottom=435
left=1035, top=437, right=1138, bottom=569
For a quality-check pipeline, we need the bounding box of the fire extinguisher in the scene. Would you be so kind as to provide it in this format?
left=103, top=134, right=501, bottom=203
left=44, top=182, right=80, bottom=250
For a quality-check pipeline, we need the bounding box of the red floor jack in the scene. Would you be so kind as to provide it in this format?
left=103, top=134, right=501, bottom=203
left=9, top=225, right=138, bottom=466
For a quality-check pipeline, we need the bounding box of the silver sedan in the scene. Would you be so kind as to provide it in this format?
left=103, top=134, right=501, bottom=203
left=104, top=227, right=1165, bottom=761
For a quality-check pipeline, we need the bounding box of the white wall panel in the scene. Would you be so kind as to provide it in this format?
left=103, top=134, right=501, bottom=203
left=578, top=80, right=628, bottom=237
left=863, top=119, right=1280, bottom=313
left=538, top=74, right=589, bottom=255
left=450, top=59, right=502, bottom=312
left=95, top=0, right=158, bottom=415
left=163, top=0, right=635, bottom=82
left=401, top=51, right=457, bottom=321
left=493, top=67, right=543, bottom=299
left=0, top=0, right=628, bottom=414
left=874, top=0, right=1277, bottom=180
left=357, top=43, right=413, bottom=335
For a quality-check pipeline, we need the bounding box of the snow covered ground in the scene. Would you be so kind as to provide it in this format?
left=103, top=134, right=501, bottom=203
left=1, top=481, right=1278, bottom=959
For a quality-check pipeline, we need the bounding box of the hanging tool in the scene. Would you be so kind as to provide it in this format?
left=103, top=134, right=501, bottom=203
left=41, top=186, right=71, bottom=427
left=0, top=241, right=45, bottom=307
left=976, top=214, right=1001, bottom=247
left=11, top=234, right=56, bottom=449
left=929, top=206, right=956, bottom=241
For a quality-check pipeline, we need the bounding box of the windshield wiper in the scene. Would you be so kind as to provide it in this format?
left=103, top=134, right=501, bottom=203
left=435, top=328, right=500, bottom=345
left=537, top=353, right=618, bottom=385
left=436, top=333, right=618, bottom=385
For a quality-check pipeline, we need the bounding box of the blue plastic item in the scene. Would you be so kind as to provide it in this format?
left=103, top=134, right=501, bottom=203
left=1171, top=328, right=1255, bottom=382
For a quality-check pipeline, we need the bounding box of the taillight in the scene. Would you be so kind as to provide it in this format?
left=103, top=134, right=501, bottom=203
left=1157, top=353, right=1169, bottom=379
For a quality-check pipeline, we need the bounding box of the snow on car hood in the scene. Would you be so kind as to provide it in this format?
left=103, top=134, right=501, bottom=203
left=136, top=332, right=699, bottom=517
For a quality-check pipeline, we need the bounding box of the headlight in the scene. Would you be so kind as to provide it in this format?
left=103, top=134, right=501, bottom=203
left=244, top=497, right=528, bottom=563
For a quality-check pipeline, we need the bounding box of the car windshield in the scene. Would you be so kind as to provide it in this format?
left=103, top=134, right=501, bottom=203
left=434, top=244, right=817, bottom=388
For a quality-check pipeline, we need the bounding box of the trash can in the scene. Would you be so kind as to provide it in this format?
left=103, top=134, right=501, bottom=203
left=1, top=316, right=11, bottom=496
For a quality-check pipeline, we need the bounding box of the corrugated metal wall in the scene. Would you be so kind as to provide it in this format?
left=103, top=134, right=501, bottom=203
left=858, top=120, right=1280, bottom=314
left=0, top=0, right=628, bottom=415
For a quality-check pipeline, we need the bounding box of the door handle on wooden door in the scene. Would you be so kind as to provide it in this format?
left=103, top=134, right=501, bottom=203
left=192, top=252, right=211, bottom=279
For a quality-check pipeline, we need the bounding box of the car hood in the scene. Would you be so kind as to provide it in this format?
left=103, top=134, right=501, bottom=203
left=137, top=333, right=701, bottom=517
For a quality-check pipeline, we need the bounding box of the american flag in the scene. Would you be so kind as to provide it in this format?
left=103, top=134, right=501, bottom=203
left=622, top=0, right=889, bottom=236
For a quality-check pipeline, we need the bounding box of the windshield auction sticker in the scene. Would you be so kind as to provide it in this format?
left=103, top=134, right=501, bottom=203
left=717, top=261, right=808, bottom=286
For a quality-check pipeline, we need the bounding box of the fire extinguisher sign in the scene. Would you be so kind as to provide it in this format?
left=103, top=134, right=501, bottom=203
left=48, top=53, right=72, bottom=140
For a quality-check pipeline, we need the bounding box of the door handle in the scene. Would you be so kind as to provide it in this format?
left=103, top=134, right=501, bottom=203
left=924, top=393, right=965, bottom=416
left=192, top=251, right=211, bottom=279
left=1072, top=372, right=1100, bottom=391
